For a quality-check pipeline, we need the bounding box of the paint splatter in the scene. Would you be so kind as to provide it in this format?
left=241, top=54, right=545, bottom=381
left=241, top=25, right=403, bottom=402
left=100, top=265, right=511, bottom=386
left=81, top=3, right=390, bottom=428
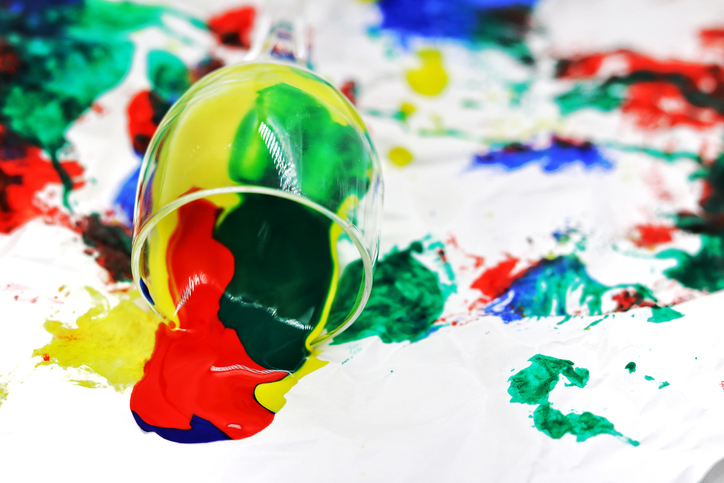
left=33, top=289, right=161, bottom=391
left=76, top=214, right=133, bottom=283
left=648, top=306, right=684, bottom=323
left=556, top=49, right=724, bottom=130
left=509, top=354, right=638, bottom=445
left=625, top=362, right=636, bottom=373
left=375, top=0, right=537, bottom=63
left=208, top=6, right=256, bottom=49
left=328, top=242, right=446, bottom=345
left=658, top=235, right=724, bottom=292
left=406, top=48, right=448, bottom=97
left=659, top=381, right=670, bottom=389
left=471, top=256, right=519, bottom=303
left=0, top=382, right=7, bottom=407
left=388, top=146, right=414, bottom=166
left=472, top=137, right=613, bottom=173
left=631, top=224, right=675, bottom=248
left=482, top=254, right=660, bottom=323
left=644, top=375, right=654, bottom=381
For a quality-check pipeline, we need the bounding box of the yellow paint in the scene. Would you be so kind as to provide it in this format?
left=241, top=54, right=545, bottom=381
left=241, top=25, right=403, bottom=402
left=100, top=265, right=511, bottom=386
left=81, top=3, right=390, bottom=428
left=405, top=49, right=448, bottom=97
left=399, top=101, right=417, bottom=120
left=254, top=352, right=328, bottom=413
left=0, top=382, right=7, bottom=407
left=388, top=146, right=414, bottom=167
left=33, top=289, right=163, bottom=391
left=146, top=207, right=179, bottom=323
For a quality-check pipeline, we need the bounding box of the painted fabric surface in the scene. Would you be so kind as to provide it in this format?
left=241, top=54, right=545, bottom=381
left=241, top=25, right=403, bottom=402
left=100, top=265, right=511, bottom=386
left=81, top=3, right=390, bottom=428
left=3, top=0, right=724, bottom=481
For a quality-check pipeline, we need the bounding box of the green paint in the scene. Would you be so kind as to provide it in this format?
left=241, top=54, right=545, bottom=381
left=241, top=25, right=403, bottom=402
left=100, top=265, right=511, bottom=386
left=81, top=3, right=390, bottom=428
left=644, top=375, right=654, bottom=381
left=508, top=354, right=589, bottom=405
left=659, top=381, right=670, bottom=389
left=508, top=354, right=638, bottom=446
left=0, top=0, right=192, bottom=207
left=327, top=242, right=446, bottom=345
left=147, top=50, right=191, bottom=103
left=625, top=362, right=636, bottom=373
left=556, top=83, right=627, bottom=116
left=648, top=306, right=684, bottom=323
left=657, top=235, right=724, bottom=292
left=584, top=315, right=608, bottom=330
left=216, top=195, right=334, bottom=373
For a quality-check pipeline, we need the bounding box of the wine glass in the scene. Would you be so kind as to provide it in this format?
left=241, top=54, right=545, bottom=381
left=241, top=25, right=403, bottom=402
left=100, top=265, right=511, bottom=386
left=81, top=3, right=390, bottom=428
left=131, top=3, right=383, bottom=372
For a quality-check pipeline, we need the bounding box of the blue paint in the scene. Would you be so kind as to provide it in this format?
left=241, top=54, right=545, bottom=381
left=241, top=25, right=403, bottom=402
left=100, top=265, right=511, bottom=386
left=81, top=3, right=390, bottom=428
left=114, top=165, right=139, bottom=223
left=132, top=411, right=231, bottom=443
left=376, top=0, right=538, bottom=62
left=473, top=138, right=613, bottom=173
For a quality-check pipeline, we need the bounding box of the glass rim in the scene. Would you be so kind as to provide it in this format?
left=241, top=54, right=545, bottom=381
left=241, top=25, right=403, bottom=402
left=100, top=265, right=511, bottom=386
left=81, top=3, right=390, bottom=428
left=131, top=185, right=374, bottom=347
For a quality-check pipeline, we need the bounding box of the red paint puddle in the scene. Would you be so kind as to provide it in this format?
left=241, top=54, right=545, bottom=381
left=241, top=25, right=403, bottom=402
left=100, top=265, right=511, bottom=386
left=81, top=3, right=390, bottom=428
left=631, top=224, right=675, bottom=248
left=208, top=6, right=256, bottom=49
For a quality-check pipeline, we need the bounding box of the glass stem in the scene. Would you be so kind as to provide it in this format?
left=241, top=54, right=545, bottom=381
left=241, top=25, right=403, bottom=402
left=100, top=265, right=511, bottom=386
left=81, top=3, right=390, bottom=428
left=245, top=0, right=310, bottom=68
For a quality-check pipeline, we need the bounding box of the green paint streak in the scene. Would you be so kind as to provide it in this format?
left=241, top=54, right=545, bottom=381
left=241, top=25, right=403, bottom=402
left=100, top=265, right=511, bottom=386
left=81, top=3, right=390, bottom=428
left=556, top=83, right=627, bottom=116
left=604, top=142, right=701, bottom=164
left=508, top=354, right=589, bottom=405
left=328, top=242, right=446, bottom=345
left=584, top=315, right=607, bottom=330
left=648, top=306, right=684, bottom=323
left=659, top=381, right=670, bottom=389
left=625, top=362, right=636, bottom=373
left=508, top=354, right=638, bottom=446
left=534, top=403, right=639, bottom=445
left=657, top=235, right=724, bottom=292
left=216, top=195, right=334, bottom=373
left=0, top=0, right=191, bottom=207
left=644, top=375, right=654, bottom=381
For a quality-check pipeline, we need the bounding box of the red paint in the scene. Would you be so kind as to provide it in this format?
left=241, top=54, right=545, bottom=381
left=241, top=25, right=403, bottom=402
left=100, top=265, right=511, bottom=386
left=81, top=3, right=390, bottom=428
left=471, top=257, right=519, bottom=303
left=340, top=80, right=357, bottom=106
left=0, top=126, right=83, bottom=233
left=191, top=56, right=225, bottom=83
left=612, top=289, right=655, bottom=312
left=130, top=199, right=286, bottom=439
left=632, top=224, right=675, bottom=248
left=0, top=42, right=21, bottom=74
left=700, top=29, right=724, bottom=49
left=208, top=7, right=256, bottom=49
left=557, top=49, right=724, bottom=129
left=42, top=353, right=50, bottom=362
left=127, top=91, right=163, bottom=156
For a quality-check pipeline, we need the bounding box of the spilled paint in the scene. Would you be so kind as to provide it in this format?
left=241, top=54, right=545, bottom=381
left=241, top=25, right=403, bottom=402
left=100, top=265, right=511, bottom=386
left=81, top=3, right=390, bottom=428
left=625, top=362, right=636, bottom=373
left=556, top=49, right=724, bottom=130
left=406, top=48, right=448, bottom=97
left=388, top=146, right=414, bottom=166
left=508, top=354, right=638, bottom=445
left=328, top=242, right=446, bottom=345
left=482, top=254, right=660, bottom=323
left=33, top=289, right=161, bottom=391
left=648, top=306, right=683, bottom=323
left=472, top=137, right=613, bottom=173
left=375, top=0, right=537, bottom=63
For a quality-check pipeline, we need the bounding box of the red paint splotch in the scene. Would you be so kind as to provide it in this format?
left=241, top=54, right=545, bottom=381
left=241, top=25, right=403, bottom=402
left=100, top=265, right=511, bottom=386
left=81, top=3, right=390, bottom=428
left=208, top=6, right=256, bottom=49
left=340, top=80, right=357, bottom=106
left=127, top=91, right=171, bottom=156
left=471, top=257, right=520, bottom=303
left=130, top=199, right=285, bottom=441
left=0, top=126, right=83, bottom=233
left=631, top=224, right=675, bottom=248
left=700, top=28, right=724, bottom=50
left=557, top=49, right=724, bottom=130
left=612, top=288, right=656, bottom=312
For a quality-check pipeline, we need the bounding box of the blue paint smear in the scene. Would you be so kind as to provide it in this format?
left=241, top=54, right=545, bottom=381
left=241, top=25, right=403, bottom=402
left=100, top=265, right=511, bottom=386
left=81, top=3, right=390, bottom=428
left=132, top=411, right=231, bottom=443
left=376, top=0, right=537, bottom=62
left=472, top=138, right=613, bottom=172
left=114, top=165, right=139, bottom=223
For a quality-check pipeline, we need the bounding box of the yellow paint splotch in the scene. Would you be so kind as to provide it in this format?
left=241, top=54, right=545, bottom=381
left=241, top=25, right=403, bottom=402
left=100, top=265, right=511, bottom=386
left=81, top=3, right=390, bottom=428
left=0, top=382, right=7, bottom=408
left=406, top=49, right=448, bottom=97
left=255, top=353, right=328, bottom=413
left=398, top=101, right=417, bottom=121
left=388, top=146, right=414, bottom=167
left=33, top=289, right=162, bottom=391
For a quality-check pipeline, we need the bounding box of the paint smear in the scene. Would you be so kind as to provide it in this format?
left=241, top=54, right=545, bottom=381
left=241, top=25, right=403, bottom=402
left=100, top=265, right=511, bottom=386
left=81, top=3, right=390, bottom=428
left=328, top=241, right=446, bottom=345
left=472, top=137, right=613, bottom=173
left=648, top=306, right=683, bottom=323
left=76, top=214, right=133, bottom=283
left=556, top=49, right=724, bottom=130
left=508, top=354, right=638, bottom=445
left=208, top=6, right=256, bottom=49
left=33, top=289, right=161, bottom=391
left=471, top=256, right=519, bottom=303
left=631, top=224, right=675, bottom=248
left=376, top=0, right=537, bottom=63
left=406, top=48, right=448, bottom=97
left=625, top=362, right=636, bottom=373
left=482, top=254, right=660, bottom=323
left=388, top=146, right=414, bottom=166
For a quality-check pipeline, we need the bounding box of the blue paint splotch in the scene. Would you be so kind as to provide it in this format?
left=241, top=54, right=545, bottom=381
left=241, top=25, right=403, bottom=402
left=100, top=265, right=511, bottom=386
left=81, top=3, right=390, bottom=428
left=483, top=255, right=659, bottom=322
left=375, top=0, right=539, bottom=63
left=472, top=137, right=613, bottom=173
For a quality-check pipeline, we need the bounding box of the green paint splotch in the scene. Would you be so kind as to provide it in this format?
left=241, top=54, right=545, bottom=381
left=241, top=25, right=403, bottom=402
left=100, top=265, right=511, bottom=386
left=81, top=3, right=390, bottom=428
left=328, top=241, right=446, bottom=345
left=625, top=362, right=636, bottom=373
left=508, top=354, right=639, bottom=446
left=648, top=306, right=683, bottom=323
left=657, top=235, right=724, bottom=293
left=0, top=0, right=195, bottom=206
